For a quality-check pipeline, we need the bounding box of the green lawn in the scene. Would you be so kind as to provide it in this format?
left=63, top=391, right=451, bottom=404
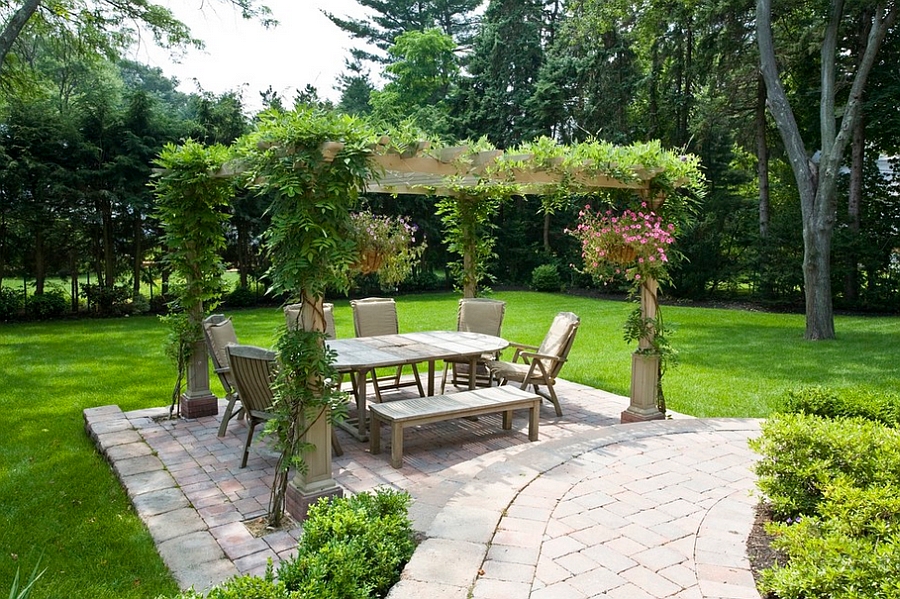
left=1, top=290, right=898, bottom=598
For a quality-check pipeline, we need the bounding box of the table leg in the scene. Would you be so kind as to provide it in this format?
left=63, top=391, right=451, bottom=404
left=356, top=369, right=368, bottom=440
left=468, top=356, right=478, bottom=390
left=427, top=360, right=436, bottom=396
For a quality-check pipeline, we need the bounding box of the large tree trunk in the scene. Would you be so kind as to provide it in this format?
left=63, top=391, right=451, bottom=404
left=0, top=0, right=41, bottom=72
left=756, top=75, right=770, bottom=240
left=756, top=0, right=895, bottom=340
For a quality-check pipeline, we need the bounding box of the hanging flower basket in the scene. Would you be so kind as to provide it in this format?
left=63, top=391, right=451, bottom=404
left=353, top=250, right=385, bottom=275
left=568, top=203, right=675, bottom=284
left=606, top=244, right=638, bottom=265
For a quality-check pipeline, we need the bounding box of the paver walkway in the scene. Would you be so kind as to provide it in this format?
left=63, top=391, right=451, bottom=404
left=83, top=378, right=762, bottom=598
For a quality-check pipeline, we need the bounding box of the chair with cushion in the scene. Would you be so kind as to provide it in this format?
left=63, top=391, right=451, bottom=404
left=486, top=312, right=580, bottom=417
left=440, top=298, right=506, bottom=393
left=203, top=314, right=243, bottom=437
left=350, top=297, right=425, bottom=401
left=284, top=302, right=336, bottom=339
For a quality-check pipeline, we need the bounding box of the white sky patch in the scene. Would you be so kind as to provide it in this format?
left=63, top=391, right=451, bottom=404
left=129, top=0, right=370, bottom=112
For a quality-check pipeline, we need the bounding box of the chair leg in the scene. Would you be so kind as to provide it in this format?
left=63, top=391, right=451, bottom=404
left=331, top=431, right=343, bottom=457
left=369, top=369, right=384, bottom=403
left=440, top=361, right=450, bottom=394
left=546, top=384, right=563, bottom=417
left=241, top=419, right=258, bottom=468
left=217, top=393, right=240, bottom=437
left=411, top=364, right=425, bottom=397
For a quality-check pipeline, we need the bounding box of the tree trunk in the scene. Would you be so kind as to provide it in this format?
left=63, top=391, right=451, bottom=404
left=756, top=74, right=770, bottom=240
left=102, top=195, right=115, bottom=289
left=542, top=211, right=551, bottom=253
left=0, top=0, right=41, bottom=73
left=756, top=0, right=895, bottom=340
left=34, top=225, right=45, bottom=295
left=845, top=113, right=864, bottom=302
left=237, top=218, right=249, bottom=288
left=132, top=216, right=143, bottom=297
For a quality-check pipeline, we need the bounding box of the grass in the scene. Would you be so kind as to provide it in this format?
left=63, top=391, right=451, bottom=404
left=1, top=290, right=898, bottom=598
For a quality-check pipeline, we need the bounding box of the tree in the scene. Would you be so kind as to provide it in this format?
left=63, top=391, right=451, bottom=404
left=323, top=0, right=481, bottom=64
left=369, top=28, right=459, bottom=132
left=757, top=0, right=897, bottom=339
left=0, top=0, right=273, bottom=74
left=454, top=0, right=550, bottom=148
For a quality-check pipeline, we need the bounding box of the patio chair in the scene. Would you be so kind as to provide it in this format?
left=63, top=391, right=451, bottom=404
left=486, top=311, right=580, bottom=417
left=284, top=302, right=336, bottom=339
left=350, top=297, right=425, bottom=402
left=203, top=314, right=243, bottom=437
left=224, top=344, right=279, bottom=468
left=440, top=298, right=506, bottom=393
left=226, top=344, right=343, bottom=466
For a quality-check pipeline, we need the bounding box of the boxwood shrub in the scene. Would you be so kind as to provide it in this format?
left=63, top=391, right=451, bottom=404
left=162, top=488, right=415, bottom=599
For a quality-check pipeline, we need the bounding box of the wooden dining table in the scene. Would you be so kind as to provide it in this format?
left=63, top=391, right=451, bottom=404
left=328, top=331, right=509, bottom=441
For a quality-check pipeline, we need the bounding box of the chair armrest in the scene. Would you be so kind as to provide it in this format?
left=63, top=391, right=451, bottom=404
left=214, top=366, right=231, bottom=375
left=509, top=341, right=540, bottom=363
left=518, top=350, right=559, bottom=363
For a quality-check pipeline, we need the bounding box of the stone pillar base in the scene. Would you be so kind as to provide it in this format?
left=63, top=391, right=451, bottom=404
left=286, top=480, right=343, bottom=522
left=621, top=407, right=665, bottom=423
left=181, top=393, right=218, bottom=419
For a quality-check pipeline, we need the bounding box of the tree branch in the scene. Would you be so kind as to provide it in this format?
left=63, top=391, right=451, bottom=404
left=0, top=0, right=42, bottom=73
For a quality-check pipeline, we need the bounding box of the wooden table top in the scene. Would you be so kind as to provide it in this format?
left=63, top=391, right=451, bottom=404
left=328, top=331, right=508, bottom=371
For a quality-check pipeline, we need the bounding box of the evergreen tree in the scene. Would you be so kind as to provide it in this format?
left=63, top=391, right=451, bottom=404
left=453, top=0, right=549, bottom=148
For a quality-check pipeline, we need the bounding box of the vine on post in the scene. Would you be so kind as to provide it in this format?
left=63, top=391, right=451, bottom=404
left=241, top=106, right=374, bottom=526
left=151, top=140, right=234, bottom=416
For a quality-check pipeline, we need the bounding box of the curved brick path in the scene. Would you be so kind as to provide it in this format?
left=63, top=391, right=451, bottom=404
left=84, top=379, right=761, bottom=598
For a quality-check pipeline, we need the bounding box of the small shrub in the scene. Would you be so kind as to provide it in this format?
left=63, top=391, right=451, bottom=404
left=225, top=284, right=258, bottom=308
left=82, top=284, right=132, bottom=316
left=779, top=386, right=900, bottom=427
left=149, top=293, right=174, bottom=315
left=0, top=286, right=24, bottom=320
left=25, top=287, right=68, bottom=319
left=531, top=263, right=563, bottom=292
left=130, top=293, right=151, bottom=315
left=750, top=413, right=900, bottom=520
left=759, top=482, right=900, bottom=599
left=278, top=488, right=415, bottom=599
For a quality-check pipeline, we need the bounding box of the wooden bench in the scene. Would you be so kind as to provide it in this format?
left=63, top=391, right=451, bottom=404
left=369, top=386, right=541, bottom=468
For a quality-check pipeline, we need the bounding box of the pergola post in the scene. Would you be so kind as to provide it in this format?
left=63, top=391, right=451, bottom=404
left=182, top=303, right=218, bottom=419
left=285, top=293, right=342, bottom=521
left=621, top=278, right=665, bottom=423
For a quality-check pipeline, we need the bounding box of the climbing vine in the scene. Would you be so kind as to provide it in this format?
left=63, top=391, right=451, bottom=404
left=240, top=106, right=375, bottom=526
left=151, top=140, right=234, bottom=416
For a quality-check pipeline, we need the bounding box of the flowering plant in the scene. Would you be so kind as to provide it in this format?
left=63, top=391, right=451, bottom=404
left=569, top=203, right=676, bottom=286
left=349, top=211, right=426, bottom=287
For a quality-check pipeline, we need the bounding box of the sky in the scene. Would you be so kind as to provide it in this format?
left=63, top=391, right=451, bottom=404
left=131, top=0, right=371, bottom=112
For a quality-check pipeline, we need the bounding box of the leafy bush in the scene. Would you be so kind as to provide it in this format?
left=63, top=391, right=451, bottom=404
left=760, top=481, right=900, bottom=598
left=750, top=413, right=900, bottom=520
left=82, top=284, right=132, bottom=316
left=779, top=386, right=900, bottom=427
left=530, top=263, right=563, bottom=292
left=25, top=287, right=68, bottom=319
left=277, top=488, right=415, bottom=599
left=130, top=293, right=151, bottom=315
left=0, top=286, right=24, bottom=320
left=164, top=574, right=283, bottom=599
left=753, top=413, right=900, bottom=597
left=225, top=284, right=258, bottom=308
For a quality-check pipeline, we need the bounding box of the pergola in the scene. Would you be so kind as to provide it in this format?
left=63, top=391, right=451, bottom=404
left=182, top=137, right=676, bottom=518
